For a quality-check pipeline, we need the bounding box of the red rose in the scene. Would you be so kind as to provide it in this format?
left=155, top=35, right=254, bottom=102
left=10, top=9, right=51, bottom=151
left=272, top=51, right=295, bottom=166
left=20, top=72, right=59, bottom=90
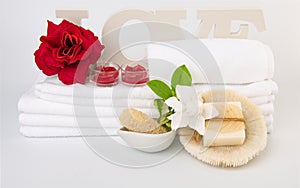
left=34, top=20, right=104, bottom=85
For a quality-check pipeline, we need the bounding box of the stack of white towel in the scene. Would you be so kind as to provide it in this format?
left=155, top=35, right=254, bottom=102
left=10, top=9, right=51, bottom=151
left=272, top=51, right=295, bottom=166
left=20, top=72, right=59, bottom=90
left=18, top=39, right=278, bottom=137
left=18, top=80, right=161, bottom=137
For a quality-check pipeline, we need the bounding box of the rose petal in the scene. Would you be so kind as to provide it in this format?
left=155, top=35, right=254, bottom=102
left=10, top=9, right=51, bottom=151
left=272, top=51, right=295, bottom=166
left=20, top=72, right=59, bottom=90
left=47, top=20, right=59, bottom=36
left=40, top=36, right=61, bottom=48
left=58, top=60, right=90, bottom=85
left=58, top=64, right=77, bottom=85
left=34, top=44, right=62, bottom=75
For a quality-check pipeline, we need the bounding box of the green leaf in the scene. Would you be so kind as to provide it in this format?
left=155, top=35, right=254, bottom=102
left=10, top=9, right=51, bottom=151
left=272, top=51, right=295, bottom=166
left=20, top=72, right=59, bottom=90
left=165, top=121, right=171, bottom=128
left=147, top=80, right=173, bottom=100
left=159, top=118, right=170, bottom=125
left=153, top=99, right=166, bottom=117
left=171, top=65, right=192, bottom=90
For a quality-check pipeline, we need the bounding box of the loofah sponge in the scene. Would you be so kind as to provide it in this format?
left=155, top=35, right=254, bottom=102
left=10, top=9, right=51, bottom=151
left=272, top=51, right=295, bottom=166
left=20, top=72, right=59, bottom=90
left=179, top=90, right=267, bottom=167
left=119, top=108, right=167, bottom=134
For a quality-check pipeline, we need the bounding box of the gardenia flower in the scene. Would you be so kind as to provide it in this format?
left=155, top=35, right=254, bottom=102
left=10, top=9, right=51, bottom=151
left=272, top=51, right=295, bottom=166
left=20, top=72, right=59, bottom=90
left=165, top=85, right=218, bottom=135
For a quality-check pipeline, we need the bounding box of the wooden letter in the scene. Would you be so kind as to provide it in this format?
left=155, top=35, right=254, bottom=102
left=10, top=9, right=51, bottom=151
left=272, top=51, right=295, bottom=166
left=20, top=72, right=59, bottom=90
left=196, top=9, right=266, bottom=38
left=56, top=9, right=88, bottom=25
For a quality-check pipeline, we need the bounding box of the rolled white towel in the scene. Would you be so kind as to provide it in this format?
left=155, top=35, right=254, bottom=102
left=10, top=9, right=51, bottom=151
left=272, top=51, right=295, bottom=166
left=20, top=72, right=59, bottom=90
left=147, top=39, right=274, bottom=84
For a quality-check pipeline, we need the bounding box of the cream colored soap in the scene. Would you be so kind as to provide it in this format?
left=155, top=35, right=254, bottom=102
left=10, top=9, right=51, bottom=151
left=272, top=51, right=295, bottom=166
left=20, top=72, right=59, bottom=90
left=203, top=101, right=246, bottom=147
left=203, top=129, right=245, bottom=147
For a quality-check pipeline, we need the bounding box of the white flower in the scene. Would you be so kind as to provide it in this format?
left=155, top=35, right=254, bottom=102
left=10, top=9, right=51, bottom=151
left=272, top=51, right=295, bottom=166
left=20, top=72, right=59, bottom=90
left=165, top=85, right=218, bottom=135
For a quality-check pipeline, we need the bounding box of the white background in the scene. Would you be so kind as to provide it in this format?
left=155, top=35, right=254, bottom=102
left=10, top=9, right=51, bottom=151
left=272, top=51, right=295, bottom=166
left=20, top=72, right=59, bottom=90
left=1, top=0, right=300, bottom=187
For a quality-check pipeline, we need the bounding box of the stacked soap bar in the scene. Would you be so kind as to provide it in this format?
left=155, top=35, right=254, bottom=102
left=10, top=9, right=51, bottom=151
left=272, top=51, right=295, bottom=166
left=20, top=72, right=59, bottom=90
left=203, top=102, right=246, bottom=147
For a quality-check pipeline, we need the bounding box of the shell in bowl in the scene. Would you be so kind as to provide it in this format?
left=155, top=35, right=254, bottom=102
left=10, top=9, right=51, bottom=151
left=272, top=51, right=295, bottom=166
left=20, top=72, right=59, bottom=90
left=118, top=128, right=176, bottom=153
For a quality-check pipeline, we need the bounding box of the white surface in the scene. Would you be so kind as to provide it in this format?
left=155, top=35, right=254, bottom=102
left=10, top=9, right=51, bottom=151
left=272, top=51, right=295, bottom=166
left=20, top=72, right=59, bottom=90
left=1, top=0, right=300, bottom=188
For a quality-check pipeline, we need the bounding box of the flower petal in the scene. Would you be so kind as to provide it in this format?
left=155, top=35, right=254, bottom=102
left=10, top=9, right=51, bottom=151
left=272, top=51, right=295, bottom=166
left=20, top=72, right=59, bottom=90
left=193, top=115, right=206, bottom=135
left=179, top=115, right=191, bottom=127
left=165, top=97, right=182, bottom=112
left=169, top=112, right=182, bottom=130
left=176, top=85, right=198, bottom=102
left=34, top=44, right=62, bottom=75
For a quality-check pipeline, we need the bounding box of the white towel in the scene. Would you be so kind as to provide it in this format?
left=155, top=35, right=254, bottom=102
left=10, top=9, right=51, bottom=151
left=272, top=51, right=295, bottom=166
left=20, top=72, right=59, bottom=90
left=34, top=90, right=154, bottom=107
left=35, top=89, right=275, bottom=107
left=264, top=114, right=273, bottom=125
left=19, top=114, right=274, bottom=137
left=266, top=124, right=273, bottom=133
left=20, top=126, right=119, bottom=137
left=19, top=91, right=274, bottom=117
left=18, top=91, right=159, bottom=118
left=19, top=113, right=121, bottom=128
left=147, top=39, right=274, bottom=84
left=35, top=77, right=278, bottom=99
left=19, top=123, right=274, bottom=137
left=19, top=112, right=273, bottom=129
left=249, top=95, right=275, bottom=105
left=260, top=102, right=274, bottom=115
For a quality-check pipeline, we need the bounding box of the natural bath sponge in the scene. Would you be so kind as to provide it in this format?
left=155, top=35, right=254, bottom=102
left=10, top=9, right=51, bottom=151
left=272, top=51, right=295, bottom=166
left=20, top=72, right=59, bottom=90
left=180, top=90, right=267, bottom=167
left=119, top=108, right=167, bottom=134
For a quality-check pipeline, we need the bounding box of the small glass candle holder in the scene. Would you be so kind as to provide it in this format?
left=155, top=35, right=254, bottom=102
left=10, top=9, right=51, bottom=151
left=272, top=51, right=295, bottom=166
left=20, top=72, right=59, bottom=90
left=89, top=62, right=120, bottom=86
left=121, top=62, right=149, bottom=86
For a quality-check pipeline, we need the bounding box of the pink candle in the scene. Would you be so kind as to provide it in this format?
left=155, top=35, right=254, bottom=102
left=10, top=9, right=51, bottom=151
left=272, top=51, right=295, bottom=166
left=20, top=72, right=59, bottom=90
left=121, top=64, right=149, bottom=85
left=90, top=64, right=119, bottom=86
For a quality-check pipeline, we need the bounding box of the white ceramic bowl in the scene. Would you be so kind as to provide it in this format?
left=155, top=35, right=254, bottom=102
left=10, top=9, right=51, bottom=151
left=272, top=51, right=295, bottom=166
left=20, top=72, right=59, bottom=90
left=118, top=129, right=176, bottom=153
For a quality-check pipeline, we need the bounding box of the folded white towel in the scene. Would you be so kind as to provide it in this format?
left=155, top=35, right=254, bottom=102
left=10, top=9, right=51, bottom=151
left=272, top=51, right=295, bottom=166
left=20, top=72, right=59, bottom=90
left=249, top=95, right=275, bottom=105
left=19, top=113, right=121, bottom=128
left=260, top=102, right=274, bottom=115
left=266, top=124, right=273, bottom=133
left=147, top=39, right=274, bottom=84
left=19, top=91, right=274, bottom=117
left=18, top=91, right=159, bottom=117
left=19, top=112, right=273, bottom=130
left=264, top=114, right=273, bottom=125
left=19, top=123, right=273, bottom=137
left=34, top=90, right=154, bottom=107
left=20, top=126, right=119, bottom=137
left=35, top=77, right=278, bottom=99
left=35, top=88, right=275, bottom=107
left=19, top=114, right=274, bottom=138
